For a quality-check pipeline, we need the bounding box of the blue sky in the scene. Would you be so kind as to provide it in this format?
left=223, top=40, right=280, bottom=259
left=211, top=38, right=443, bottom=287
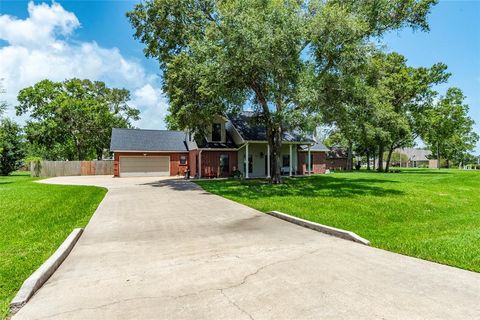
left=1, top=0, right=479, bottom=153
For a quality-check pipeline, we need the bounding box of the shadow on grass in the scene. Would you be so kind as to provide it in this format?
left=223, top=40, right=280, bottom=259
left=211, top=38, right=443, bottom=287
left=197, top=175, right=405, bottom=199
left=398, top=170, right=452, bottom=175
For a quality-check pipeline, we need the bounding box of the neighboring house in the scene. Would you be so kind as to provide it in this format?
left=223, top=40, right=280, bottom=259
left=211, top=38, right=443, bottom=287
left=326, top=147, right=349, bottom=171
left=369, top=148, right=436, bottom=169
left=394, top=148, right=434, bottom=168
left=110, top=112, right=345, bottom=178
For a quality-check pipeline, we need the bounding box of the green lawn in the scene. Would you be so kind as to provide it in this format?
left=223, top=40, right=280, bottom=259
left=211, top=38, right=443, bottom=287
left=196, top=169, right=480, bottom=272
left=0, top=173, right=106, bottom=318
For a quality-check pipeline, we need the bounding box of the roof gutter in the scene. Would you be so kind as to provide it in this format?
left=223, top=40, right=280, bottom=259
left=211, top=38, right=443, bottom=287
left=112, top=150, right=189, bottom=153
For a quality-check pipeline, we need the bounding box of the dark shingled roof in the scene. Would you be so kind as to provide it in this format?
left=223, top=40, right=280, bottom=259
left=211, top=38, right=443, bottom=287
left=327, top=147, right=348, bottom=159
left=196, top=130, right=238, bottom=149
left=227, top=112, right=312, bottom=142
left=110, top=128, right=188, bottom=152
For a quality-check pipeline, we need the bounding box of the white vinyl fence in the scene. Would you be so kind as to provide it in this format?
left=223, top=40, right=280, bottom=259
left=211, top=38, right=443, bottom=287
left=30, top=160, right=114, bottom=177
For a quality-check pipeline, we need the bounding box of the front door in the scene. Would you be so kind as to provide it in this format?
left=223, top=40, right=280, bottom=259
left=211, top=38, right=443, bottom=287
left=219, top=154, right=229, bottom=177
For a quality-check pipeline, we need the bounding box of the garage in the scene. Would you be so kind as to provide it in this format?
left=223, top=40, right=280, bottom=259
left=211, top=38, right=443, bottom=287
left=119, top=156, right=170, bottom=177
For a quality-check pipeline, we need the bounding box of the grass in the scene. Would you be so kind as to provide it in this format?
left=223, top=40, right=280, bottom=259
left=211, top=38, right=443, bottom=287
left=0, top=173, right=106, bottom=318
left=196, top=169, right=480, bottom=273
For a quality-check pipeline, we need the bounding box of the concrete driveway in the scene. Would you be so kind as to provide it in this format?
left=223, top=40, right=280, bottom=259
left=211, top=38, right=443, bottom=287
left=14, top=176, right=480, bottom=319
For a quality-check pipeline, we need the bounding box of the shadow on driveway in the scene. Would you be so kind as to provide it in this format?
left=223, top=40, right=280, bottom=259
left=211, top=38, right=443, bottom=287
left=139, top=178, right=203, bottom=192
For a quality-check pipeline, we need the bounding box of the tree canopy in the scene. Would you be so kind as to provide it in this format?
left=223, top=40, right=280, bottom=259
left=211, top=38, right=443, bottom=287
left=0, top=118, right=24, bottom=175
left=16, top=79, right=140, bottom=161
left=421, top=87, right=479, bottom=167
left=128, top=0, right=439, bottom=182
left=331, top=51, right=450, bottom=171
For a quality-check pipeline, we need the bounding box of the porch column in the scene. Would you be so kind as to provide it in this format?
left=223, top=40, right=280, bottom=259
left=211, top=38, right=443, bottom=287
left=289, top=144, right=293, bottom=177
left=267, top=143, right=271, bottom=178
left=308, top=146, right=311, bottom=175
left=245, top=143, right=249, bottom=179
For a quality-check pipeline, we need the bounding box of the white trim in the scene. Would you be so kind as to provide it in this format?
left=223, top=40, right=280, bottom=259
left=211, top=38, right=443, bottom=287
left=245, top=143, right=249, bottom=179
left=289, top=144, right=293, bottom=176
left=119, top=155, right=170, bottom=177
left=230, top=122, right=246, bottom=144
left=198, top=148, right=239, bottom=151
left=267, top=144, right=271, bottom=178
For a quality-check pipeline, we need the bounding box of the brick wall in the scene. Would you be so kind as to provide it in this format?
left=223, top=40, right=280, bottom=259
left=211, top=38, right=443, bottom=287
left=326, top=158, right=348, bottom=171
left=199, top=151, right=238, bottom=178
left=298, top=152, right=327, bottom=174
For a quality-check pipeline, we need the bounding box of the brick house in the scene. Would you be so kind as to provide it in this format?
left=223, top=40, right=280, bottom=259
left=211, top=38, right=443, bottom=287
left=110, top=112, right=346, bottom=178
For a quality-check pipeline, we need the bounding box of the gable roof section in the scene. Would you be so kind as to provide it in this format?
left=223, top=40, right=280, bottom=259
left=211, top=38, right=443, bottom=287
left=227, top=112, right=313, bottom=143
left=396, top=148, right=431, bottom=161
left=196, top=130, right=238, bottom=149
left=110, top=128, right=188, bottom=152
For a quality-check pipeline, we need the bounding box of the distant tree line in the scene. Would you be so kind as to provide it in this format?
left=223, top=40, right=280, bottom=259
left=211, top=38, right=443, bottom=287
left=324, top=53, right=478, bottom=171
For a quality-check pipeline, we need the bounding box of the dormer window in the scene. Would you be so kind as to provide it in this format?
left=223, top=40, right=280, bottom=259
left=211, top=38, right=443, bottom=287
left=212, top=123, right=222, bottom=142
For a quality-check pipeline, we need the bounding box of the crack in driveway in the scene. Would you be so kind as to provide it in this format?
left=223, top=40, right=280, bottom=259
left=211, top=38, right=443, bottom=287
left=35, top=249, right=321, bottom=319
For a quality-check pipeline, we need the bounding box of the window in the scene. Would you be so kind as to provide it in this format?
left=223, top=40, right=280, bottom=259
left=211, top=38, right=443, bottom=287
left=179, top=155, right=187, bottom=165
left=212, top=123, right=222, bottom=141
left=244, top=155, right=253, bottom=173
left=220, top=154, right=229, bottom=175
left=305, top=154, right=314, bottom=165
left=282, top=155, right=290, bottom=167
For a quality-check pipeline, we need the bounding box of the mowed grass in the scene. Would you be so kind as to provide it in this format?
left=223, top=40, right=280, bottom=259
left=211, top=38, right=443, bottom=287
left=196, top=169, right=480, bottom=272
left=0, top=173, right=106, bottom=318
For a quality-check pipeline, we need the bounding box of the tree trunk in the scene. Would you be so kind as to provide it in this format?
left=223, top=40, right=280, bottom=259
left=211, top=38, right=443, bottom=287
left=373, top=152, right=376, bottom=171
left=268, top=127, right=282, bottom=184
left=437, top=140, right=441, bottom=170
left=446, top=159, right=450, bottom=168
left=377, top=144, right=384, bottom=172
left=366, top=152, right=371, bottom=171
left=346, top=142, right=353, bottom=171
left=96, top=148, right=103, bottom=160
left=385, top=147, right=394, bottom=172
left=76, top=142, right=82, bottom=160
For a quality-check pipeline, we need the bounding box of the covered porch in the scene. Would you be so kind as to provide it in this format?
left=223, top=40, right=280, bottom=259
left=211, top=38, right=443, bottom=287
left=237, top=142, right=315, bottom=178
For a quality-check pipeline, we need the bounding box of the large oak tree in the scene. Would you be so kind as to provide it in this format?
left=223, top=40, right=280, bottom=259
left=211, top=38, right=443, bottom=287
left=421, top=87, right=479, bottom=168
left=128, top=0, right=438, bottom=182
left=16, top=79, right=140, bottom=161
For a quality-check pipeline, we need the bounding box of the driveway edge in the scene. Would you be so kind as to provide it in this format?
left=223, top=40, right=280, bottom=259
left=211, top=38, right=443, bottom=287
left=267, top=211, right=370, bottom=245
left=10, top=228, right=84, bottom=314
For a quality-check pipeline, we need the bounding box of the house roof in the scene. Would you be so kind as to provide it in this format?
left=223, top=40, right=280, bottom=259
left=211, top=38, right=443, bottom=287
left=110, top=128, right=188, bottom=152
left=396, top=148, right=431, bottom=161
left=227, top=112, right=312, bottom=143
left=299, top=141, right=329, bottom=152
left=327, top=147, right=348, bottom=159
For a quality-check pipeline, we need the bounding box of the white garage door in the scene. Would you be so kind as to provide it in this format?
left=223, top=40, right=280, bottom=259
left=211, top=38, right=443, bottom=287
left=119, top=156, right=170, bottom=177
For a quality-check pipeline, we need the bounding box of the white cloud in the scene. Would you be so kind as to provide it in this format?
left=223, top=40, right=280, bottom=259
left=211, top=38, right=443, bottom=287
left=0, top=1, right=167, bottom=129
left=131, top=84, right=169, bottom=129
left=0, top=1, right=79, bottom=48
